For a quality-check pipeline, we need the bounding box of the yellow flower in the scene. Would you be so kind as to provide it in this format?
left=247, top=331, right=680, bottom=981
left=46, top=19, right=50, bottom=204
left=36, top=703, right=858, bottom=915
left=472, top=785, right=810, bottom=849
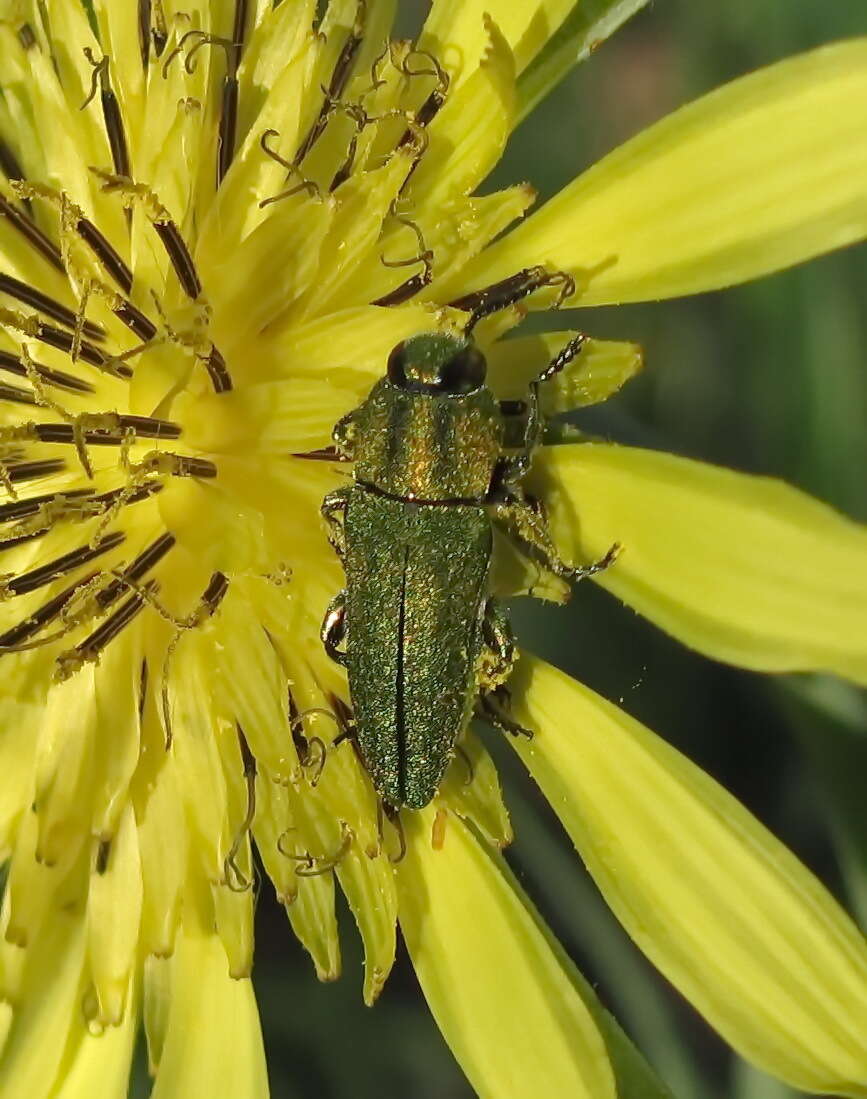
left=0, top=2, right=865, bottom=1097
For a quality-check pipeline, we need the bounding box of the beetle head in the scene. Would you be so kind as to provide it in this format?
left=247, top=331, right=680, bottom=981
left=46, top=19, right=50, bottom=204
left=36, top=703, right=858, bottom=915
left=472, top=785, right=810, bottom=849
left=387, top=333, right=486, bottom=396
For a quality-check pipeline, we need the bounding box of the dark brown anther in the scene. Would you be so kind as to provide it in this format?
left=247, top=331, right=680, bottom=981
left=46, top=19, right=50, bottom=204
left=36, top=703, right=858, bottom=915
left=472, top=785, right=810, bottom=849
left=0, top=349, right=95, bottom=395
left=294, top=0, right=367, bottom=167
left=138, top=0, right=152, bottom=68
left=8, top=530, right=125, bottom=597
left=0, top=569, right=98, bottom=650
left=95, top=839, right=111, bottom=874
left=0, top=381, right=37, bottom=406
left=0, top=195, right=64, bottom=273
left=0, top=141, right=29, bottom=208
left=32, top=414, right=181, bottom=447
left=17, top=23, right=37, bottom=49
left=113, top=300, right=157, bottom=342
left=372, top=213, right=433, bottom=307
left=218, top=76, right=239, bottom=185
left=88, top=479, right=164, bottom=518
left=82, top=50, right=132, bottom=180
left=0, top=488, right=93, bottom=525
left=61, top=581, right=155, bottom=674
left=397, top=50, right=450, bottom=147
left=205, top=347, right=233, bottom=393
left=75, top=217, right=134, bottom=295
left=34, top=321, right=129, bottom=375
left=0, top=273, right=104, bottom=341
left=172, top=455, right=218, bottom=478
left=201, top=571, right=229, bottom=614
left=138, top=658, right=149, bottom=719
left=96, top=532, right=175, bottom=609
left=152, top=220, right=202, bottom=299
left=372, top=270, right=430, bottom=307
left=7, top=458, right=66, bottom=484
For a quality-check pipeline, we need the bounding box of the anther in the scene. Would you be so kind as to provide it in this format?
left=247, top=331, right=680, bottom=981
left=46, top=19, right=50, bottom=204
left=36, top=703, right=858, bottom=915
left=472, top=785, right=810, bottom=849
left=6, top=531, right=125, bottom=598
left=0, top=273, right=103, bottom=341
left=0, top=194, right=64, bottom=273
left=372, top=212, right=433, bottom=307
left=55, top=580, right=157, bottom=680
left=0, top=569, right=99, bottom=651
left=294, top=0, right=368, bottom=166
left=81, top=49, right=132, bottom=181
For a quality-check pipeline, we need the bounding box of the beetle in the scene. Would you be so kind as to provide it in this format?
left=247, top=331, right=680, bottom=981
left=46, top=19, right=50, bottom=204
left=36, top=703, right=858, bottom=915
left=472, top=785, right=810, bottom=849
left=320, top=267, right=618, bottom=810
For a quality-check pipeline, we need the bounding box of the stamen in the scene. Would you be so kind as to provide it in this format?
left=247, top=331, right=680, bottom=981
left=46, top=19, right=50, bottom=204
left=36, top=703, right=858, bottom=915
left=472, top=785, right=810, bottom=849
left=0, top=348, right=94, bottom=396
left=75, top=218, right=135, bottom=297
left=31, top=414, right=181, bottom=446
left=0, top=273, right=103, bottom=341
left=396, top=50, right=450, bottom=144
left=90, top=171, right=201, bottom=298
left=6, top=458, right=66, bottom=484
left=372, top=212, right=433, bottom=307
left=294, top=0, right=368, bottom=166
left=0, top=140, right=30, bottom=210
left=95, top=532, right=175, bottom=610
left=0, top=381, right=37, bottom=407
left=17, top=23, right=37, bottom=50
left=0, top=488, right=93, bottom=526
left=138, top=0, right=151, bottom=69
left=328, top=103, right=368, bottom=192
left=81, top=49, right=131, bottom=179
left=0, top=569, right=98, bottom=650
left=55, top=580, right=157, bottom=680
left=0, top=195, right=64, bottom=274
left=6, top=531, right=125, bottom=597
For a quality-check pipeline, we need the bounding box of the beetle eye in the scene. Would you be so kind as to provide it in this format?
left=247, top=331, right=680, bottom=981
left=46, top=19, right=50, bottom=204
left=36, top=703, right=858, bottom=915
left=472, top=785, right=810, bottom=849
left=437, top=346, right=487, bottom=394
left=386, top=342, right=409, bottom=387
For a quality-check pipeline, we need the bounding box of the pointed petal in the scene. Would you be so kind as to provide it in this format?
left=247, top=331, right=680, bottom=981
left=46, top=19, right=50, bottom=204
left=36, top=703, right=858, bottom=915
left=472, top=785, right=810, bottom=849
left=516, top=0, right=652, bottom=123
left=510, top=656, right=867, bottom=1097
left=535, top=443, right=867, bottom=684
left=398, top=808, right=617, bottom=1099
left=452, top=41, right=867, bottom=306
left=150, top=929, right=269, bottom=1099
left=419, top=0, right=576, bottom=86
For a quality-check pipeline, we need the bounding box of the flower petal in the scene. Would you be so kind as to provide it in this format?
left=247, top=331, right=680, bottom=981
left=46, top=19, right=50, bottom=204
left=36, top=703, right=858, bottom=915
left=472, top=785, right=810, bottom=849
left=452, top=40, right=867, bottom=305
left=419, top=0, right=576, bottom=85
left=510, top=656, right=867, bottom=1096
left=486, top=331, right=642, bottom=409
left=398, top=808, right=617, bottom=1099
left=515, top=0, right=652, bottom=122
left=149, top=928, right=269, bottom=1099
left=534, top=443, right=867, bottom=684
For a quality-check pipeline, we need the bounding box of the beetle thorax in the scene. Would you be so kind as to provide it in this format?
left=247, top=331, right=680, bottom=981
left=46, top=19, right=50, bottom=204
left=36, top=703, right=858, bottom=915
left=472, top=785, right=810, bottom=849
left=353, top=379, right=503, bottom=502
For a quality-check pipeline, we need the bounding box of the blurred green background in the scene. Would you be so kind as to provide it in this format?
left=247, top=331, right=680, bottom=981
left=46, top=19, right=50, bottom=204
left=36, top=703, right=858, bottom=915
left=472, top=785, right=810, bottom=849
left=135, top=2, right=867, bottom=1096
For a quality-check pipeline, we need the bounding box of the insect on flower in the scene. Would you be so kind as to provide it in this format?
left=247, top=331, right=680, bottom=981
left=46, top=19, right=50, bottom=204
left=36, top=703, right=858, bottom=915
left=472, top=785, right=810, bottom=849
left=321, top=265, right=619, bottom=810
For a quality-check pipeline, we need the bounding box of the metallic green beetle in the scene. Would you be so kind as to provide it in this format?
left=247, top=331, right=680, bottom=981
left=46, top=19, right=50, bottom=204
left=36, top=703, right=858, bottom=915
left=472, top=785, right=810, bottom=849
left=320, top=269, right=618, bottom=810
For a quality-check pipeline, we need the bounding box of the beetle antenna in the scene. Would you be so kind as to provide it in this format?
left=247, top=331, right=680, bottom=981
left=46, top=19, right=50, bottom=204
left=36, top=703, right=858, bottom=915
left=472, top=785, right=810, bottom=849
left=452, top=266, right=576, bottom=334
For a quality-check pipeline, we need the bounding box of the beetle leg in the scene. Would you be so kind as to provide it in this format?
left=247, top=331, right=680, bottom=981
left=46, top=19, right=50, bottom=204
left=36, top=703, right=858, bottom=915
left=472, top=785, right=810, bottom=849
left=475, top=689, right=532, bottom=739
left=477, top=597, right=516, bottom=693
left=321, top=486, right=351, bottom=561
left=320, top=591, right=348, bottom=666
left=474, top=599, right=531, bottom=737
left=491, top=488, right=620, bottom=584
